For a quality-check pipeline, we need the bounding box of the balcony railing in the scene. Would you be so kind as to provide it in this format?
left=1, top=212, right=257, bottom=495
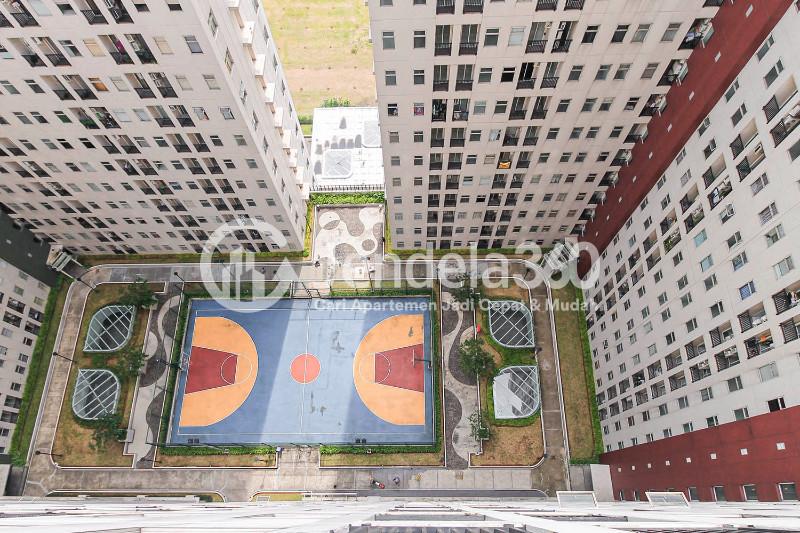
left=10, top=11, right=38, bottom=27
left=74, top=88, right=97, bottom=100
left=157, top=85, right=177, bottom=98
left=503, top=136, right=519, bottom=146
left=552, top=39, right=572, bottom=53
left=208, top=166, right=223, bottom=174
left=526, top=40, right=546, bottom=53
left=564, top=0, right=584, bottom=8
left=109, top=7, right=133, bottom=23
left=193, top=143, right=210, bottom=152
left=707, top=181, right=732, bottom=209
left=516, top=78, right=535, bottom=89
left=531, top=109, right=547, bottom=119
left=173, top=144, right=191, bottom=153
left=536, top=0, right=557, bottom=10
left=155, top=117, right=173, bottom=127
left=455, top=79, right=473, bottom=91
left=452, top=110, right=469, bottom=121
left=81, top=9, right=107, bottom=24
left=523, top=136, right=538, bottom=146
left=771, top=113, right=800, bottom=146
left=436, top=0, right=455, bottom=14
left=21, top=54, right=45, bottom=67
left=434, top=42, right=452, bottom=56
left=52, top=89, right=73, bottom=100
left=0, top=13, right=11, bottom=27
left=135, top=49, right=157, bottom=64
left=449, top=138, right=465, bottom=147
left=463, top=0, right=483, bottom=13
left=509, top=109, right=527, bottom=120
left=430, top=138, right=445, bottom=148
left=46, top=53, right=70, bottom=66
left=459, top=41, right=478, bottom=55
left=120, top=144, right=139, bottom=154
left=110, top=51, right=134, bottom=65
left=134, top=87, right=155, bottom=98
left=177, top=116, right=195, bottom=127
left=433, top=80, right=449, bottom=91
left=540, top=77, right=558, bottom=89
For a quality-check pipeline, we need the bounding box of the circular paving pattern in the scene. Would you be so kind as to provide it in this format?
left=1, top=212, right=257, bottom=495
left=290, top=353, right=321, bottom=384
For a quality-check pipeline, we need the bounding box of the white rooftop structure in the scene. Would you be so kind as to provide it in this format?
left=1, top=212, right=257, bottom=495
left=311, top=107, right=385, bottom=191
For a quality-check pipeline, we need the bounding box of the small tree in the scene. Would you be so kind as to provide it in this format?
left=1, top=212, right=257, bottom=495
left=458, top=337, right=495, bottom=378
left=120, top=277, right=156, bottom=308
left=322, top=97, right=351, bottom=108
left=90, top=413, right=124, bottom=451
left=114, top=347, right=145, bottom=379
left=468, top=411, right=491, bottom=441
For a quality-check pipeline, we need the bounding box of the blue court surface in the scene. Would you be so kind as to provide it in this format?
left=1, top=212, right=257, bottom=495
left=168, top=297, right=435, bottom=446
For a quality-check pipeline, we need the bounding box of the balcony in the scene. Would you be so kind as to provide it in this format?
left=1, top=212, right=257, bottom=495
left=702, top=166, right=722, bottom=188
left=610, top=155, right=630, bottom=167
left=433, top=80, right=449, bottom=92
left=531, top=109, right=547, bottom=119
left=109, top=6, right=133, bottom=23
left=714, top=346, right=740, bottom=371
left=430, top=138, right=445, bottom=148
left=540, top=77, right=558, bottom=89
left=773, top=284, right=800, bottom=315
left=121, top=165, right=138, bottom=176
left=177, top=116, right=195, bottom=127
left=434, top=42, right=452, bottom=56
left=140, top=167, right=157, bottom=176
left=523, top=136, right=538, bottom=146
left=432, top=110, right=447, bottom=122
left=21, top=54, right=45, bottom=67
left=551, top=39, right=571, bottom=53
left=10, top=11, right=38, bottom=27
left=120, top=144, right=139, bottom=154
left=704, top=0, right=723, bottom=5
left=134, top=87, right=155, bottom=98
left=663, top=229, right=682, bottom=254
left=0, top=13, right=10, bottom=27
left=81, top=9, right=107, bottom=24
left=707, top=179, right=732, bottom=210
left=459, top=41, right=478, bottom=55
left=509, top=109, right=527, bottom=120
left=135, top=49, right=157, bottom=64
left=684, top=205, right=705, bottom=233
left=781, top=317, right=800, bottom=343
left=503, top=136, right=519, bottom=147
left=173, top=143, right=191, bottom=153
left=101, top=144, right=120, bottom=155
left=429, top=161, right=443, bottom=170
left=679, top=190, right=698, bottom=213
left=770, top=107, right=800, bottom=146
left=208, top=165, right=223, bottom=174
left=463, top=0, right=483, bottom=13
left=738, top=306, right=767, bottom=333
left=194, top=143, right=210, bottom=153
left=452, top=109, right=469, bottom=121
left=52, top=89, right=73, bottom=101
left=436, top=0, right=455, bottom=14
left=449, top=138, right=465, bottom=147
left=680, top=20, right=714, bottom=50
left=624, top=133, right=644, bottom=144
left=763, top=85, right=798, bottom=122
left=455, top=79, right=473, bottom=91
left=564, top=0, right=584, bottom=8
left=536, top=0, right=557, bottom=10
left=736, top=144, right=766, bottom=180
left=155, top=117, right=174, bottom=127
left=526, top=40, right=546, bottom=53
left=46, top=53, right=70, bottom=66
left=447, top=160, right=462, bottom=170
left=516, top=78, right=535, bottom=90
left=745, top=331, right=775, bottom=358
left=689, top=361, right=711, bottom=382
left=188, top=166, right=205, bottom=175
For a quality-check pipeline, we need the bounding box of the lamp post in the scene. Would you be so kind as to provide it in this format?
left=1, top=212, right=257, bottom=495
left=76, top=272, right=94, bottom=290
left=35, top=450, right=62, bottom=458
left=173, top=271, right=185, bottom=283
left=52, top=351, right=75, bottom=363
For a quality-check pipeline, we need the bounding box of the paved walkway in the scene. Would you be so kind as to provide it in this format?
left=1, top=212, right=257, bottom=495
left=24, top=209, right=573, bottom=501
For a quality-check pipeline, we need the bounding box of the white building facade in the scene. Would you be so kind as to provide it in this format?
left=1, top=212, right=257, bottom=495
left=0, top=0, right=310, bottom=255
left=369, top=0, right=721, bottom=250
left=585, top=6, right=800, bottom=452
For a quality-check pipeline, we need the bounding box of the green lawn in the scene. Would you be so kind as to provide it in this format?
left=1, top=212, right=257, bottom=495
left=552, top=284, right=602, bottom=462
left=263, top=0, right=375, bottom=117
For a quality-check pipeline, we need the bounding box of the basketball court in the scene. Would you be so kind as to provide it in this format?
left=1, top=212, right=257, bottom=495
left=168, top=297, right=435, bottom=445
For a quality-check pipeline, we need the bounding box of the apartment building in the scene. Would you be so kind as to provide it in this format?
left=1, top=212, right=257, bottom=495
left=369, top=0, right=722, bottom=250
left=0, top=0, right=310, bottom=255
left=580, top=0, right=800, bottom=500
left=0, top=211, right=56, bottom=454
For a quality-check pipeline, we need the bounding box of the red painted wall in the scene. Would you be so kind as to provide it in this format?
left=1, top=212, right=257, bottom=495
left=601, top=406, right=800, bottom=502
left=579, top=0, right=795, bottom=272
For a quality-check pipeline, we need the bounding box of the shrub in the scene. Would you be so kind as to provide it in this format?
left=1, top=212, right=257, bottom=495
left=119, top=277, right=157, bottom=308
left=113, top=347, right=145, bottom=379
left=90, top=413, right=125, bottom=451
left=321, top=97, right=351, bottom=108
left=468, top=411, right=491, bottom=441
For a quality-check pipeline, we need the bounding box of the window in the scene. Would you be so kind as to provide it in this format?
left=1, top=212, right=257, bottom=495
left=611, top=25, right=629, bottom=43
left=731, top=251, right=748, bottom=271
left=413, top=70, right=424, bottom=84
left=700, top=387, right=713, bottom=401
left=631, top=23, right=650, bottom=43
left=614, top=64, right=631, bottom=80
left=779, top=482, right=797, bottom=501
left=739, top=281, right=756, bottom=300
left=727, top=376, right=743, bottom=392
left=184, top=35, right=203, bottom=54
left=382, top=31, right=395, bottom=49
left=582, top=25, right=599, bottom=44
left=596, top=65, right=611, bottom=80
left=773, top=256, right=794, bottom=279
left=413, top=30, right=425, bottom=48
left=700, top=255, right=713, bottom=272
left=713, top=486, right=726, bottom=501
left=641, top=63, right=659, bottom=79
left=568, top=65, right=583, bottom=81
left=508, top=27, right=525, bottom=46
left=385, top=70, right=397, bottom=86
left=764, top=60, right=784, bottom=87
left=661, top=23, right=681, bottom=42
left=484, top=28, right=499, bottom=46
left=734, top=407, right=749, bottom=421
left=758, top=362, right=779, bottom=382
left=756, top=35, right=774, bottom=60
left=207, top=9, right=218, bottom=36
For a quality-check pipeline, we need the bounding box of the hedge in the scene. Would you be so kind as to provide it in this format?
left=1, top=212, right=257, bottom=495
left=9, top=276, right=68, bottom=465
left=568, top=284, right=604, bottom=464
left=309, top=192, right=385, bottom=205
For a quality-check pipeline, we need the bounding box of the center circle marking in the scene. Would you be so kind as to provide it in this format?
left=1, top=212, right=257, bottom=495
left=290, top=353, right=321, bottom=384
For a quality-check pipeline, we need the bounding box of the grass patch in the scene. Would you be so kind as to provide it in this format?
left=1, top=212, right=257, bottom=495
left=320, top=451, right=442, bottom=467
left=310, top=191, right=384, bottom=205
left=51, top=284, right=151, bottom=467
left=9, top=277, right=70, bottom=466
left=262, top=0, right=374, bottom=116
left=552, top=284, right=602, bottom=463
